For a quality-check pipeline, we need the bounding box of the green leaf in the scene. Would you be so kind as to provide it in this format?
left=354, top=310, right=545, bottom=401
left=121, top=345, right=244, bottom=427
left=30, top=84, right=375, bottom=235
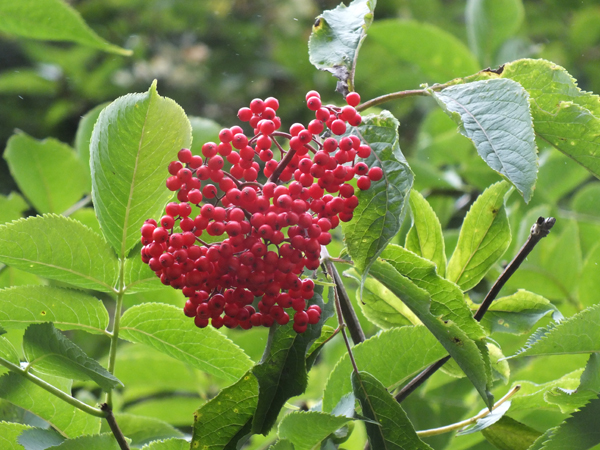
left=278, top=412, right=351, bottom=450
left=191, top=372, right=258, bottom=450
left=546, top=354, right=600, bottom=413
left=0, top=286, right=109, bottom=335
left=252, top=287, right=333, bottom=434
left=124, top=397, right=201, bottom=427
left=447, top=181, right=512, bottom=291
left=369, top=260, right=493, bottom=408
left=189, top=116, right=221, bottom=155
left=90, top=81, right=192, bottom=258
left=538, top=394, right=600, bottom=450
left=535, top=151, right=590, bottom=203
left=511, top=304, right=600, bottom=358
left=579, top=243, right=600, bottom=309
left=322, top=326, right=446, bottom=412
left=542, top=220, right=582, bottom=297
left=308, top=0, right=376, bottom=91
left=3, top=132, right=89, bottom=214
left=306, top=325, right=337, bottom=370
left=23, top=323, right=121, bottom=391
left=123, top=252, right=162, bottom=294
left=0, top=267, right=43, bottom=289
left=0, top=0, right=130, bottom=55
left=466, top=0, right=524, bottom=65
left=468, top=59, right=600, bottom=180
left=405, top=190, right=447, bottom=277
left=45, top=433, right=122, bottom=449
left=69, top=208, right=101, bottom=237
left=0, top=193, right=28, bottom=225
left=352, top=371, right=432, bottom=450
left=571, top=184, right=600, bottom=256
left=0, top=336, right=20, bottom=373
left=434, top=80, right=537, bottom=202
left=478, top=290, right=562, bottom=335
left=0, top=421, right=32, bottom=450
left=100, top=414, right=183, bottom=448
left=119, top=303, right=252, bottom=382
left=18, top=426, right=65, bottom=449
left=481, top=416, right=541, bottom=450
left=0, top=372, right=100, bottom=437
left=74, top=103, right=108, bottom=189
left=456, top=401, right=511, bottom=435
left=0, top=215, right=119, bottom=293
left=268, top=440, right=294, bottom=450
left=141, top=439, right=189, bottom=450
left=0, top=68, right=57, bottom=96
left=509, top=369, right=584, bottom=413
left=341, top=111, right=413, bottom=277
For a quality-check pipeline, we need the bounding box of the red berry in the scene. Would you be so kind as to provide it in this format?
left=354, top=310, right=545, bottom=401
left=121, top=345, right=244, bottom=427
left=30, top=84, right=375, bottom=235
left=330, top=119, right=346, bottom=135
left=178, top=148, right=192, bottom=163
left=346, top=92, right=361, bottom=107
left=369, top=167, right=383, bottom=181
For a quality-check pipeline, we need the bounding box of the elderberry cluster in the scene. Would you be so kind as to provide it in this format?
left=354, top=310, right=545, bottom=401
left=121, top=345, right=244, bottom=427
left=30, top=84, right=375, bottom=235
left=140, top=90, right=382, bottom=333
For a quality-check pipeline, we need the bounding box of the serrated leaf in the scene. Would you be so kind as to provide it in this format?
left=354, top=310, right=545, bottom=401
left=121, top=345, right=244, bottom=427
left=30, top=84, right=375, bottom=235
left=99, top=413, right=183, bottom=448
left=434, top=80, right=537, bottom=202
left=405, top=190, right=446, bottom=277
left=481, top=416, right=541, bottom=450
left=456, top=401, right=511, bottom=435
left=18, top=427, right=66, bottom=449
left=123, top=252, right=162, bottom=294
left=0, top=215, right=119, bottom=293
left=74, top=103, right=108, bottom=188
left=0, top=0, right=130, bottom=55
left=466, top=0, right=524, bottom=66
left=511, top=304, right=600, bottom=358
left=308, top=0, right=376, bottom=91
left=191, top=372, right=258, bottom=450
left=0, top=286, right=109, bottom=335
left=278, top=411, right=351, bottom=450
left=369, top=260, right=493, bottom=408
left=447, top=181, right=512, bottom=291
left=119, top=303, right=252, bottom=382
left=509, top=369, right=583, bottom=413
left=0, top=336, right=20, bottom=375
left=352, top=371, right=432, bottom=450
left=0, top=421, right=33, bottom=450
left=479, top=290, right=562, bottom=335
left=268, top=440, right=294, bottom=450
left=90, top=81, right=192, bottom=258
left=0, top=372, right=101, bottom=437
left=546, top=354, right=600, bottom=413
left=322, top=326, right=446, bottom=412
left=0, top=192, right=28, bottom=225
left=46, top=433, right=122, bottom=449
left=23, top=323, right=121, bottom=391
left=141, top=439, right=189, bottom=450
left=341, top=111, right=413, bottom=278
left=252, top=287, right=333, bottom=434
left=3, top=132, right=89, bottom=214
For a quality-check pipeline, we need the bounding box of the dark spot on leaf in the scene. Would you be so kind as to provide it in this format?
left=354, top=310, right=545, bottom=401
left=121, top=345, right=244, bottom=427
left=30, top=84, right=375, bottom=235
left=314, top=17, right=321, bottom=28
left=491, top=208, right=498, bottom=214
left=482, top=64, right=505, bottom=75
left=40, top=311, right=46, bottom=315
left=452, top=337, right=462, bottom=345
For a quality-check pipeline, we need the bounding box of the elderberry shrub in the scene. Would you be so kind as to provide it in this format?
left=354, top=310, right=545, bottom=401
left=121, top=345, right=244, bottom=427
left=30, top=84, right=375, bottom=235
left=140, top=91, right=381, bottom=333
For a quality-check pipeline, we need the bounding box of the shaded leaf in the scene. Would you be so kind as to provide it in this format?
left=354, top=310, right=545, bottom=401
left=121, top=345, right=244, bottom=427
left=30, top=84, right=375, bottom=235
left=434, top=80, right=537, bottom=202
left=405, top=190, right=446, bottom=277
left=90, top=81, right=192, bottom=258
left=191, top=373, right=258, bottom=450
left=74, top=103, right=108, bottom=188
left=0, top=286, right=109, bottom=335
left=0, top=0, right=130, bottom=55
left=322, top=326, right=446, bottom=412
left=579, top=243, right=600, bottom=309
left=509, top=369, right=583, bottom=413
left=268, top=440, right=294, bottom=450
left=99, top=413, right=183, bottom=448
left=189, top=116, right=221, bottom=155
left=456, top=401, right=511, bottom=435
left=447, top=181, right=512, bottom=291
left=123, top=250, right=162, bottom=294
left=0, top=215, right=118, bottom=292
left=278, top=412, right=351, bottom=450
left=18, top=427, right=65, bottom=450
left=141, top=439, right=189, bottom=450
left=45, top=433, right=122, bottom=449
left=306, top=325, right=337, bottom=370
left=0, top=422, right=33, bottom=449
left=542, top=220, right=582, bottom=297
left=481, top=416, right=541, bottom=450
left=119, top=303, right=252, bottom=382
left=352, top=371, right=432, bottom=449
left=4, top=132, right=89, bottom=214
left=545, top=353, right=600, bottom=413
left=0, top=193, right=28, bottom=225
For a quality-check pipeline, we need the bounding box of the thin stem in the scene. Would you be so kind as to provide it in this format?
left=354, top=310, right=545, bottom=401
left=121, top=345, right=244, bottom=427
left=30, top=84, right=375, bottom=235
left=61, top=195, right=93, bottom=217
left=268, top=148, right=296, bottom=184
left=321, top=247, right=365, bottom=344
left=416, top=385, right=521, bottom=437
left=356, top=82, right=454, bottom=112
left=101, top=403, right=130, bottom=450
left=331, top=274, right=360, bottom=374
left=106, top=259, right=126, bottom=407
left=0, top=357, right=105, bottom=418
left=395, top=217, right=556, bottom=403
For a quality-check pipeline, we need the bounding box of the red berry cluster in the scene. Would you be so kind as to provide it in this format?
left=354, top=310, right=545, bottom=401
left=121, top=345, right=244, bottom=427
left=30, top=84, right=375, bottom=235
left=140, top=91, right=382, bottom=333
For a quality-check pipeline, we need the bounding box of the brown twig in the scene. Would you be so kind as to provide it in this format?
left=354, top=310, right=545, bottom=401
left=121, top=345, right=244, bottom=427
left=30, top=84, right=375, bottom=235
left=101, top=403, right=130, bottom=450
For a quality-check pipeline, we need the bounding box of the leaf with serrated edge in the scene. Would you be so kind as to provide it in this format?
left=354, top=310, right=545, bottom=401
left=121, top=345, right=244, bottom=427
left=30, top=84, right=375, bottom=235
left=0, top=372, right=101, bottom=437
left=23, top=323, right=121, bottom=390
left=322, top=326, right=446, bottom=412
left=369, top=259, right=493, bottom=408
left=191, top=373, right=258, bottom=450
left=45, top=433, right=122, bottom=449
left=341, top=111, right=413, bottom=279
left=434, top=79, right=537, bottom=202
left=511, top=303, right=600, bottom=358
left=0, top=192, right=28, bottom=225
left=3, top=132, right=89, bottom=214
left=352, top=371, right=432, bottom=449
left=546, top=353, right=600, bottom=414
left=406, top=189, right=447, bottom=277
left=0, top=286, right=109, bottom=335
left=509, top=369, right=583, bottom=413
left=141, top=438, right=189, bottom=450
left=278, top=411, right=351, bottom=450
left=447, top=181, right=512, bottom=291
left=90, top=81, right=192, bottom=258
left=0, top=215, right=119, bottom=293
left=0, top=422, right=33, bottom=450
left=75, top=103, right=109, bottom=189
left=119, top=303, right=252, bottom=382
left=99, top=413, right=183, bottom=447
left=123, top=250, right=162, bottom=294
left=308, top=0, right=376, bottom=89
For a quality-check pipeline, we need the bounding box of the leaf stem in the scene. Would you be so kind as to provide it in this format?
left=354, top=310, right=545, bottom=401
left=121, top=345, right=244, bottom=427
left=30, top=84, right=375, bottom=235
left=106, top=260, right=126, bottom=407
left=101, top=403, right=130, bottom=450
left=0, top=356, right=105, bottom=417
left=395, top=217, right=556, bottom=403
left=416, top=385, right=521, bottom=437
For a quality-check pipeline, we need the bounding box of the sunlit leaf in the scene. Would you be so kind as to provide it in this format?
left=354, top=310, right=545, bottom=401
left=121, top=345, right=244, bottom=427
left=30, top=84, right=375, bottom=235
left=278, top=411, right=352, bottom=450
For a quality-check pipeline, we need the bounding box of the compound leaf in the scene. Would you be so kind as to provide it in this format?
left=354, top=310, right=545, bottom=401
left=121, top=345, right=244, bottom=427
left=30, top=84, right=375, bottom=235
left=90, top=81, right=192, bottom=258
left=278, top=412, right=351, bottom=450
left=0, top=215, right=119, bottom=293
